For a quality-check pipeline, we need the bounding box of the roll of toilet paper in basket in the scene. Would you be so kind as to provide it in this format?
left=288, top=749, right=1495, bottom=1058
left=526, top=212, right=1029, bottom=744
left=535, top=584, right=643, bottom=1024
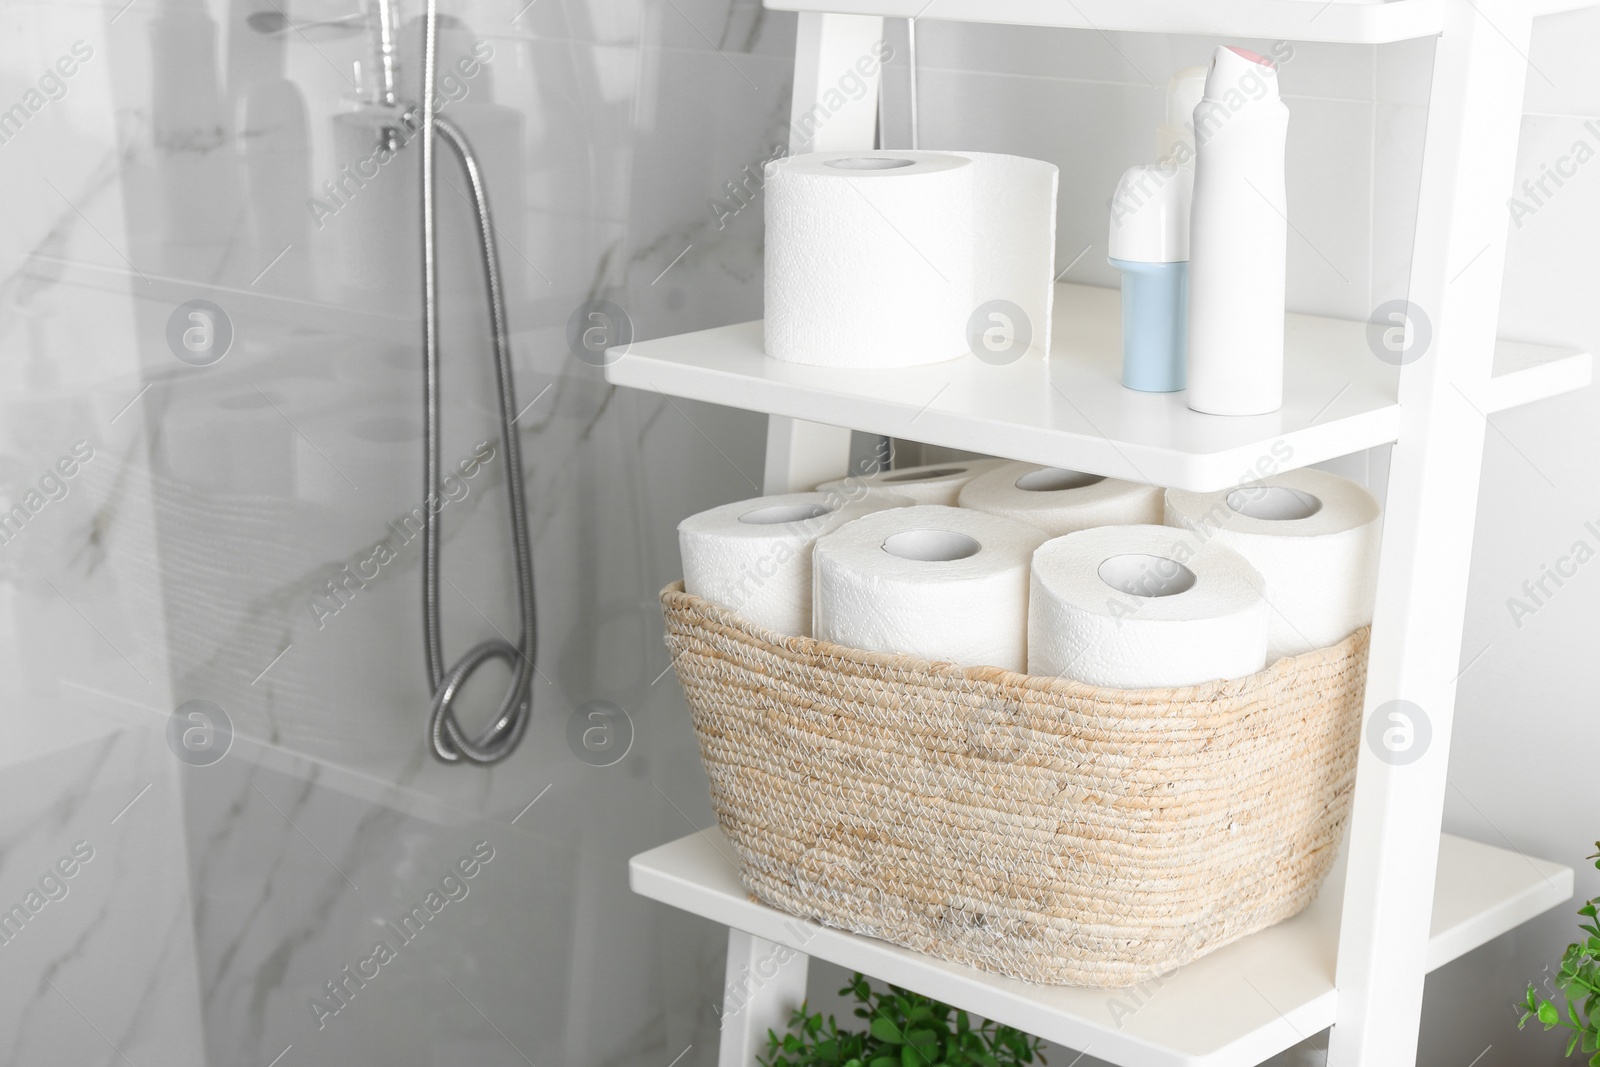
left=815, top=457, right=1009, bottom=507
left=1029, top=524, right=1270, bottom=688
left=764, top=150, right=1058, bottom=368
left=812, top=504, right=1048, bottom=671
left=679, top=491, right=910, bottom=637
left=957, top=461, right=1165, bottom=535
left=1164, top=468, right=1382, bottom=660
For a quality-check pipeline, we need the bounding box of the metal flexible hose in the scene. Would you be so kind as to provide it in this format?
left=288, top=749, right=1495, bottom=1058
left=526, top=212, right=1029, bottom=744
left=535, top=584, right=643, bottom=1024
left=420, top=0, right=537, bottom=764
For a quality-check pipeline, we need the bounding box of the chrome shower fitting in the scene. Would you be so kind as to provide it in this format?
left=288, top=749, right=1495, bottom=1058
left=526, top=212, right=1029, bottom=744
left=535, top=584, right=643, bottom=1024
left=248, top=2, right=399, bottom=110
left=250, top=0, right=536, bottom=762
left=417, top=0, right=537, bottom=764
left=372, top=0, right=401, bottom=107
left=245, top=10, right=367, bottom=39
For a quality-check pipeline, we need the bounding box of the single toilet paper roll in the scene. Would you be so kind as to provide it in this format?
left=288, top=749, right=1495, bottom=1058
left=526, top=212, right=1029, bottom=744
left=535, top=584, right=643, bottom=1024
left=813, top=505, right=1047, bottom=671
left=815, top=457, right=1009, bottom=507
left=679, top=491, right=909, bottom=637
left=161, top=378, right=325, bottom=498
left=764, top=150, right=1058, bottom=368
left=1029, top=524, right=1270, bottom=688
left=1164, top=468, right=1381, bottom=660
left=957, top=462, right=1165, bottom=536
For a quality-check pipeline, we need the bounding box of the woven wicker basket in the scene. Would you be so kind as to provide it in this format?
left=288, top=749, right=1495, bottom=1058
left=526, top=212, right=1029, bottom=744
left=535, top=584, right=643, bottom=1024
left=661, top=581, right=1367, bottom=988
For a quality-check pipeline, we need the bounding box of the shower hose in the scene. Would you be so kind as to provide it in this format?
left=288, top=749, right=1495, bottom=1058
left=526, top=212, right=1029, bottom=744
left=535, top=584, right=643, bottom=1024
left=418, top=0, right=537, bottom=764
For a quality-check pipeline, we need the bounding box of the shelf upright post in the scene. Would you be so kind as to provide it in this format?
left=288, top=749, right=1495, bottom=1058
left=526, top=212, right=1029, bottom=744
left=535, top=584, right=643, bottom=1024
left=714, top=15, right=889, bottom=1065
left=1329, top=0, right=1534, bottom=1063
left=761, top=11, right=885, bottom=494
left=714, top=927, right=812, bottom=1067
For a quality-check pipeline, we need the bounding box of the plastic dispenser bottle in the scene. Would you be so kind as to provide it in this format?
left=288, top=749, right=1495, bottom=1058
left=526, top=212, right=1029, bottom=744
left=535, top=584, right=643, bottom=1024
left=1158, top=66, right=1208, bottom=168
left=1109, top=164, right=1190, bottom=392
left=1108, top=67, right=1206, bottom=393
left=1185, top=46, right=1290, bottom=416
left=234, top=24, right=311, bottom=297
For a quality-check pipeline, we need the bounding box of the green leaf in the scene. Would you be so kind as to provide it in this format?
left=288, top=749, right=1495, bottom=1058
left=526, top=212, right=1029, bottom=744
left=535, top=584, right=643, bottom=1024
left=1539, top=999, right=1561, bottom=1027
left=871, top=1017, right=906, bottom=1044
left=770, top=972, right=1053, bottom=1066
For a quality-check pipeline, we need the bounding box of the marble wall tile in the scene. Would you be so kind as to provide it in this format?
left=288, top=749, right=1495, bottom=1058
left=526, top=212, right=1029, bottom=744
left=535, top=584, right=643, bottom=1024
left=0, top=728, right=206, bottom=1067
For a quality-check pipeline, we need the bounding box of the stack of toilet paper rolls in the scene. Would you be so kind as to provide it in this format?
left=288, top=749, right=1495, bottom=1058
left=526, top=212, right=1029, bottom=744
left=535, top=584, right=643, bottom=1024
left=815, top=458, right=1009, bottom=507
left=1028, top=525, right=1270, bottom=688
left=958, top=460, right=1165, bottom=534
left=1164, top=467, right=1382, bottom=660
left=813, top=505, right=1047, bottom=672
left=678, top=460, right=1380, bottom=688
left=678, top=490, right=910, bottom=636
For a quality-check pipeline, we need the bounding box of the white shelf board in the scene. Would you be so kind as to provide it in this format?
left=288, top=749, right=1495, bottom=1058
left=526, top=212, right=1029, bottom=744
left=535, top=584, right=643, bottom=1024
left=762, top=0, right=1446, bottom=44
left=630, top=827, right=1572, bottom=1067
left=1478, top=337, right=1593, bottom=413
left=605, top=283, right=1590, bottom=492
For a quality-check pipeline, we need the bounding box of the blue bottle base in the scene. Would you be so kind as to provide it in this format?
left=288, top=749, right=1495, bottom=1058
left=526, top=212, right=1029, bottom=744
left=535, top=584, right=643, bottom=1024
left=1112, top=258, right=1188, bottom=393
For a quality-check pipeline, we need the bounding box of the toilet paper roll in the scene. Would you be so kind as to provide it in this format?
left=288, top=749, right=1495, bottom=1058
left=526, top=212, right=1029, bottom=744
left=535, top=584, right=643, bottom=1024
left=1164, top=468, right=1382, bottom=660
left=1029, top=524, right=1270, bottom=688
left=161, top=378, right=325, bottom=498
left=813, top=505, right=1047, bottom=671
left=815, top=457, right=1009, bottom=507
left=957, top=461, right=1165, bottom=536
left=764, top=150, right=1058, bottom=368
left=679, top=491, right=909, bottom=637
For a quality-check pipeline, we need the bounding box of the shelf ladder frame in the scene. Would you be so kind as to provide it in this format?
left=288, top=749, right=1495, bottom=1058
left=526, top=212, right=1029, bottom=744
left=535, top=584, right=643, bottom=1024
left=717, top=2, right=1541, bottom=1064
left=1331, top=0, right=1533, bottom=1062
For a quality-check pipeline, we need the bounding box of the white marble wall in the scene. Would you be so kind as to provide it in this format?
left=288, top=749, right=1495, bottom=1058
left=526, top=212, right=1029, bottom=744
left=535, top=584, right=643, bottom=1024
left=0, top=0, right=787, bottom=1063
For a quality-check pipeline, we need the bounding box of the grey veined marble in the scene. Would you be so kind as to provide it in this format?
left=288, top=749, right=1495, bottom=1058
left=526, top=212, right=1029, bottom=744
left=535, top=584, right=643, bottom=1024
left=0, top=0, right=782, bottom=1063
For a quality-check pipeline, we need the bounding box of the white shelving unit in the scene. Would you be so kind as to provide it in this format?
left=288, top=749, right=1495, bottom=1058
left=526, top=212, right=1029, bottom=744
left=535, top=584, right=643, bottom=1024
left=613, top=1, right=1594, bottom=1064
left=610, top=282, right=1589, bottom=493
left=632, top=828, right=1572, bottom=1067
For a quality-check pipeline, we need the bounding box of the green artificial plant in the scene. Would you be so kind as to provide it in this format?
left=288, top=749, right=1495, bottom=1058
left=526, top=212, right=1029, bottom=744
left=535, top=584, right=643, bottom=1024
left=1520, top=842, right=1600, bottom=1063
left=759, top=973, right=1046, bottom=1067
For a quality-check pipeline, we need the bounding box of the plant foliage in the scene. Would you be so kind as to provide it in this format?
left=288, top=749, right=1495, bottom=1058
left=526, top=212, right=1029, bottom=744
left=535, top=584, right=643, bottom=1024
left=1521, top=843, right=1600, bottom=1064
left=759, top=973, right=1047, bottom=1067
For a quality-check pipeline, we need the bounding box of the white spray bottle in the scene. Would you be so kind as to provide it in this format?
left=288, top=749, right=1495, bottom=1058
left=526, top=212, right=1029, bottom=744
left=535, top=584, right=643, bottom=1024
left=1185, top=46, right=1289, bottom=416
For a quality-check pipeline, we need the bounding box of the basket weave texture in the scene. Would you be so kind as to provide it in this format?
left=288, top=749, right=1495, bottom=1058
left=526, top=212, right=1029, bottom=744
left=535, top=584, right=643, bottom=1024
left=661, top=581, right=1368, bottom=988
